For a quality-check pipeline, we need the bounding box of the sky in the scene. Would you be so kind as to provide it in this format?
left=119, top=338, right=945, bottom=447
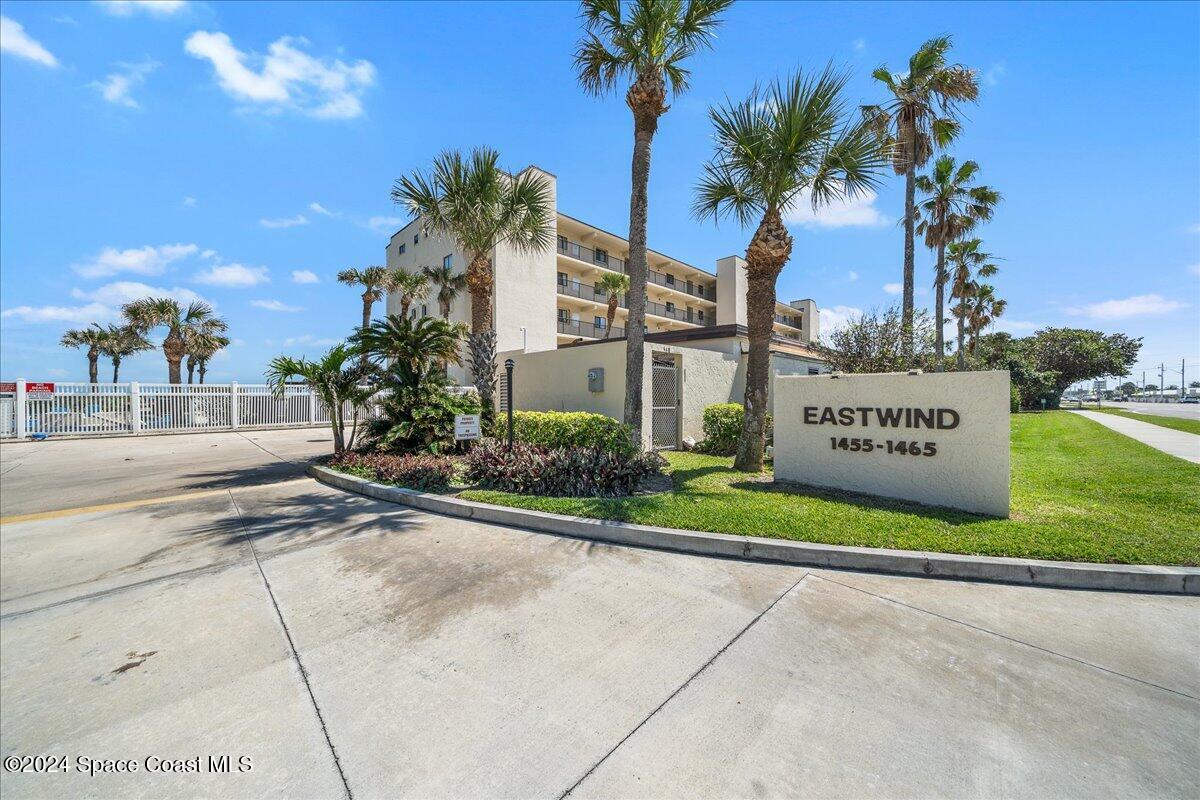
left=1, top=0, right=1198, bottom=386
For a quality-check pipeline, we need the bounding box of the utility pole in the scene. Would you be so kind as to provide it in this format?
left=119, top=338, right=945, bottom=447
left=1182, top=358, right=1186, bottom=402
left=1160, top=363, right=1165, bottom=403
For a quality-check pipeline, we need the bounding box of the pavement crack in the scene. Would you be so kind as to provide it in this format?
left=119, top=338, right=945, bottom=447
left=228, top=490, right=355, bottom=800
left=557, top=571, right=810, bottom=799
left=811, top=573, right=1200, bottom=702
left=234, top=431, right=292, bottom=463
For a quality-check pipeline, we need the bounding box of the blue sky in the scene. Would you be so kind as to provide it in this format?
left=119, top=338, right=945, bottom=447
left=2, top=0, right=1198, bottom=386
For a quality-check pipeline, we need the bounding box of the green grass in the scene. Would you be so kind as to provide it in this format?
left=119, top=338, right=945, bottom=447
left=459, top=412, right=1200, bottom=566
left=1085, top=406, right=1200, bottom=436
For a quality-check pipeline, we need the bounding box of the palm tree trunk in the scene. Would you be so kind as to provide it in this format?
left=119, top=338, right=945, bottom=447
left=734, top=208, right=792, bottom=473
left=902, top=166, right=916, bottom=366
left=605, top=297, right=618, bottom=339
left=956, top=310, right=966, bottom=371
left=112, top=359, right=120, bottom=383
left=623, top=106, right=659, bottom=449
left=199, top=360, right=207, bottom=384
left=440, top=297, right=451, bottom=320
left=167, top=358, right=182, bottom=384
left=400, top=298, right=411, bottom=319
left=934, top=243, right=946, bottom=371
left=187, top=356, right=196, bottom=385
left=88, top=354, right=99, bottom=384
left=465, top=254, right=493, bottom=333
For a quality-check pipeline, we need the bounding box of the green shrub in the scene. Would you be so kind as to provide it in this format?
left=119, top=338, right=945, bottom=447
left=463, top=440, right=664, bottom=497
left=330, top=452, right=456, bottom=492
left=1010, top=384, right=1021, bottom=413
left=365, top=384, right=480, bottom=455
left=489, top=411, right=634, bottom=456
left=696, top=403, right=772, bottom=455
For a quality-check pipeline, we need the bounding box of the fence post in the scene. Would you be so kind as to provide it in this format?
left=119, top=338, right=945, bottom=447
left=15, top=379, right=27, bottom=440
left=129, top=382, right=141, bottom=435
left=230, top=382, right=240, bottom=429
left=308, top=387, right=317, bottom=426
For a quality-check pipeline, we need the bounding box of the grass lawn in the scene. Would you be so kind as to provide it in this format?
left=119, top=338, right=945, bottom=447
left=1086, top=406, right=1200, bottom=436
left=459, top=412, right=1200, bottom=566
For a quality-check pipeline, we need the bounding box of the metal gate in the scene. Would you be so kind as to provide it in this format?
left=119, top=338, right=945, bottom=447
left=651, top=354, right=679, bottom=449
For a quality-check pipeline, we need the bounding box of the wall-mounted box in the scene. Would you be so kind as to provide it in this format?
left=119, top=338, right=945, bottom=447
left=587, top=367, right=604, bottom=393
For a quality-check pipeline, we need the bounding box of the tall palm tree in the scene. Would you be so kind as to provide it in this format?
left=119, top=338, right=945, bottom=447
left=391, top=147, right=554, bottom=419
left=863, top=36, right=979, bottom=364
left=421, top=263, right=468, bottom=320
left=122, top=298, right=224, bottom=385
left=695, top=69, right=888, bottom=472
left=965, top=283, right=1006, bottom=355
left=266, top=344, right=371, bottom=456
left=60, top=324, right=108, bottom=384
left=947, top=238, right=998, bottom=369
left=915, top=156, right=1000, bottom=368
left=392, top=269, right=430, bottom=319
left=575, top=0, right=732, bottom=446
left=98, top=324, right=153, bottom=383
left=337, top=265, right=395, bottom=333
left=597, top=272, right=630, bottom=338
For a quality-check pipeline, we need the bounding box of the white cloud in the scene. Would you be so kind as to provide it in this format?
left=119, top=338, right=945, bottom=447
left=91, top=60, right=158, bottom=109
left=72, top=281, right=206, bottom=307
left=1188, top=263, right=1200, bottom=277
left=1, top=16, right=59, bottom=68
left=97, top=1, right=187, bottom=17
left=367, top=215, right=404, bottom=235
left=308, top=202, right=336, bottom=217
left=253, top=299, right=302, bottom=312
left=200, top=248, right=217, bottom=259
left=852, top=38, right=866, bottom=53
left=183, top=196, right=197, bottom=207
left=3, top=280, right=207, bottom=324
left=817, top=304, right=863, bottom=338
left=984, top=62, right=1006, bottom=87
left=283, top=333, right=339, bottom=347
left=784, top=184, right=889, bottom=229
left=291, top=269, right=319, bottom=284
left=72, top=243, right=199, bottom=278
left=1066, top=294, right=1187, bottom=320
left=193, top=263, right=269, bottom=287
left=846, top=271, right=859, bottom=282
left=184, top=31, right=376, bottom=119
left=260, top=214, right=310, bottom=229
left=995, top=319, right=1041, bottom=333
left=882, top=282, right=902, bottom=295
left=2, top=302, right=112, bottom=324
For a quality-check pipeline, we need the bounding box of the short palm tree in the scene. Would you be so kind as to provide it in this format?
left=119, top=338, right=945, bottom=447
left=392, top=269, right=430, bottom=319
left=184, top=320, right=231, bottom=384
left=575, top=0, right=732, bottom=445
left=947, top=238, right=999, bottom=369
left=98, top=324, right=153, bottom=383
left=266, top=344, right=370, bottom=456
left=863, top=36, right=979, bottom=364
left=695, top=69, right=888, bottom=472
left=915, top=156, right=1000, bottom=368
left=391, top=147, right=554, bottom=418
left=121, top=298, right=223, bottom=384
left=965, top=283, right=1006, bottom=355
left=421, top=263, right=468, bottom=320
left=596, top=272, right=630, bottom=338
left=60, top=324, right=108, bottom=384
left=351, top=314, right=466, bottom=373
left=337, top=265, right=395, bottom=332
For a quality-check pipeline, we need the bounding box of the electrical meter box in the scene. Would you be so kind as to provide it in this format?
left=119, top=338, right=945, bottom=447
left=587, top=367, right=604, bottom=392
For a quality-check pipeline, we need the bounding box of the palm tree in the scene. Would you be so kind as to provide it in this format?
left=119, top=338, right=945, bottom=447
left=596, top=272, right=630, bottom=338
left=337, top=266, right=395, bottom=368
left=184, top=317, right=231, bottom=384
left=575, top=0, right=732, bottom=446
left=351, top=314, right=466, bottom=372
left=60, top=324, right=108, bottom=383
left=915, top=156, right=1000, bottom=368
left=863, top=36, right=980, bottom=364
left=695, top=69, right=888, bottom=472
left=266, top=344, right=371, bottom=456
left=946, top=238, right=998, bottom=369
left=98, top=324, right=153, bottom=383
left=392, top=269, right=430, bottom=319
left=965, top=283, right=1006, bottom=355
left=421, top=263, right=468, bottom=320
left=122, top=298, right=224, bottom=385
left=391, top=147, right=554, bottom=419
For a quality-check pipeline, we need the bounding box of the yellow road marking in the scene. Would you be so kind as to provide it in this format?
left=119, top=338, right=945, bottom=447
left=0, top=478, right=312, bottom=525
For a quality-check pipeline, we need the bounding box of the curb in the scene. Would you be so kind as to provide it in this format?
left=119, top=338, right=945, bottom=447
left=308, top=465, right=1200, bottom=596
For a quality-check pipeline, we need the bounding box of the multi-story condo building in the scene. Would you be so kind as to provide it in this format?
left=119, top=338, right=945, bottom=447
left=385, top=166, right=822, bottom=386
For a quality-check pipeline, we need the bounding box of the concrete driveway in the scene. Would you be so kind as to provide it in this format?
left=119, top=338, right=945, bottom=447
left=2, top=429, right=1198, bottom=799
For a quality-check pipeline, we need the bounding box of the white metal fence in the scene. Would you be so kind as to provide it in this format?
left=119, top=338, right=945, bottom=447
left=0, top=380, right=373, bottom=440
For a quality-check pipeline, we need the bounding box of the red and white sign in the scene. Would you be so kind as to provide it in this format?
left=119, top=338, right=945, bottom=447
left=26, top=382, right=56, bottom=398
left=0, top=382, right=14, bottom=394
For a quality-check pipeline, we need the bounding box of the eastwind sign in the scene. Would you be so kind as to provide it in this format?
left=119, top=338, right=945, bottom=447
left=773, top=371, right=1011, bottom=517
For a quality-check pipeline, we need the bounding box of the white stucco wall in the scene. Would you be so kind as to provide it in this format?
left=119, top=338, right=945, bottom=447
left=494, top=167, right=558, bottom=355
left=715, top=255, right=748, bottom=326
left=772, top=371, right=1011, bottom=517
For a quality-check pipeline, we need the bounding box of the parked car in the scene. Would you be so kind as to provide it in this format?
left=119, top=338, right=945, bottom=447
left=1181, top=397, right=1199, bottom=404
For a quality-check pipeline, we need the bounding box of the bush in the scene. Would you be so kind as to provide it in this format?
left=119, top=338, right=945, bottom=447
left=331, top=451, right=456, bottom=493
left=696, top=403, right=772, bottom=455
left=463, top=439, right=665, bottom=497
left=489, top=411, right=634, bottom=456
left=1010, top=384, right=1021, bottom=413
left=365, top=384, right=480, bottom=455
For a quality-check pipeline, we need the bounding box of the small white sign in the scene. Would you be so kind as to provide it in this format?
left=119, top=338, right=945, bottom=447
left=454, top=414, right=481, bottom=441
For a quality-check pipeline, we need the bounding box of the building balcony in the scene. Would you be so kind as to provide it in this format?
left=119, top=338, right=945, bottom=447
left=556, top=237, right=716, bottom=302
left=774, top=314, right=804, bottom=331
left=556, top=279, right=714, bottom=327
left=557, top=319, right=624, bottom=340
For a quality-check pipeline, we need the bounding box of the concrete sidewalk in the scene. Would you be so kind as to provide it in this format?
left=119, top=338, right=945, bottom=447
left=1070, top=410, right=1200, bottom=463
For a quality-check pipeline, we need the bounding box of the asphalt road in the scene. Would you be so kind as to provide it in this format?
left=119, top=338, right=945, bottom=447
left=2, top=429, right=1197, bottom=798
left=1108, top=401, right=1200, bottom=421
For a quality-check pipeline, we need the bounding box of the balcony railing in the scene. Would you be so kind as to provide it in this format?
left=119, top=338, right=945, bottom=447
left=557, top=236, right=716, bottom=301
left=557, top=319, right=624, bottom=339
left=557, top=279, right=714, bottom=327
left=774, top=314, right=804, bottom=330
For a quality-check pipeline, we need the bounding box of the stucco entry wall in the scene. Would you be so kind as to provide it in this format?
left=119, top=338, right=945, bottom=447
left=773, top=371, right=1011, bottom=517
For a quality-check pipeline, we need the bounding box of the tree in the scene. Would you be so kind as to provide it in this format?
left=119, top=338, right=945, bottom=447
left=863, top=36, right=979, bottom=364
left=421, top=263, right=468, bottom=320
left=694, top=68, right=887, bottom=471
left=1119, top=381, right=1138, bottom=396
left=946, top=238, right=998, bottom=369
left=266, top=344, right=371, bottom=456
left=337, top=266, right=395, bottom=366
left=1145, top=384, right=1159, bottom=392
left=184, top=317, right=230, bottom=384
left=1190, top=381, right=1200, bottom=388
left=392, top=148, right=554, bottom=422
left=973, top=332, right=1059, bottom=409
left=98, top=324, right=153, bottom=383
left=964, top=282, right=1006, bottom=354
left=60, top=324, right=108, bottom=383
left=597, top=272, right=630, bottom=338
left=820, top=306, right=938, bottom=374
left=915, top=156, right=1000, bottom=367
left=392, top=269, right=430, bottom=319
left=1022, top=328, right=1142, bottom=404
left=575, top=0, right=732, bottom=447
left=121, top=298, right=223, bottom=384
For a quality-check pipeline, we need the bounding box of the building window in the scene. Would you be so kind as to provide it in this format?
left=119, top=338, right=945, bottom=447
left=443, top=254, right=452, bottom=269
left=665, top=273, right=675, bottom=285
left=696, top=284, right=704, bottom=296
left=697, top=309, right=704, bottom=321
left=421, top=304, right=428, bottom=317
left=398, top=243, right=406, bottom=255
left=595, top=248, right=608, bottom=265
left=557, top=271, right=568, bottom=286
left=808, top=367, right=820, bottom=375
left=665, top=301, right=675, bottom=313
left=595, top=316, right=605, bottom=329
left=413, top=234, right=419, bottom=244
left=557, top=234, right=568, bottom=252
left=557, top=308, right=569, bottom=323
